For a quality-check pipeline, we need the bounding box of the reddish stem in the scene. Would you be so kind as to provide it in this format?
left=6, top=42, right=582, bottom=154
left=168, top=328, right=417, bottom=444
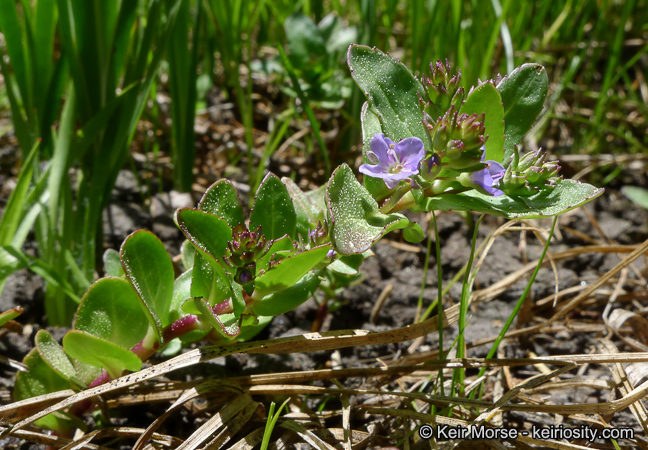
left=162, top=314, right=200, bottom=342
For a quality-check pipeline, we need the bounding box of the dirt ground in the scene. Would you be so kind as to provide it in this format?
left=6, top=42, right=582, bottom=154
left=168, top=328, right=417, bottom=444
left=2, top=156, right=648, bottom=447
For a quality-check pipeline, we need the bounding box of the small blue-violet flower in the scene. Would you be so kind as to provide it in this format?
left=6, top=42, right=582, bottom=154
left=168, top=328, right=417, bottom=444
left=360, top=133, right=425, bottom=189
left=458, top=150, right=505, bottom=196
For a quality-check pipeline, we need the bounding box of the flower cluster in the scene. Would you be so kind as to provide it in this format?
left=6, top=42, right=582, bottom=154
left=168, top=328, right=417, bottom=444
left=501, top=147, right=562, bottom=196
left=359, top=59, right=562, bottom=203
left=360, top=132, right=505, bottom=198
left=226, top=224, right=268, bottom=294
left=419, top=60, right=465, bottom=119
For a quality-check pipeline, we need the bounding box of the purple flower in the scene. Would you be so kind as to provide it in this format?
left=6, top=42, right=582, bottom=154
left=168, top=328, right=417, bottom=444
left=359, top=133, right=425, bottom=189
left=457, top=148, right=505, bottom=196
left=469, top=155, right=505, bottom=196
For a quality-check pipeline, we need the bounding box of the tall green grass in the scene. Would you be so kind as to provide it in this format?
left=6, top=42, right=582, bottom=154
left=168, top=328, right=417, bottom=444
left=1, top=0, right=644, bottom=323
left=167, top=0, right=202, bottom=192
left=0, top=0, right=182, bottom=325
left=203, top=0, right=270, bottom=182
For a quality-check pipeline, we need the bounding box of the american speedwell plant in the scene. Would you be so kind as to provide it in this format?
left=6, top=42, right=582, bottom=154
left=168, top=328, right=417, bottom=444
left=12, top=45, right=603, bottom=433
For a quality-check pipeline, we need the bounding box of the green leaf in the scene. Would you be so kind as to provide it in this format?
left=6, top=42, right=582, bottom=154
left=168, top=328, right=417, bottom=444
left=326, top=164, right=408, bottom=254
left=169, top=268, right=192, bottom=323
left=177, top=208, right=243, bottom=316
left=35, top=330, right=77, bottom=381
left=0, top=0, right=29, bottom=105
left=74, top=277, right=149, bottom=349
left=175, top=208, right=233, bottom=260
left=159, top=338, right=183, bottom=357
left=120, top=231, right=175, bottom=337
left=347, top=45, right=430, bottom=146
left=285, top=13, right=325, bottom=69
left=403, top=222, right=425, bottom=243
left=74, top=360, right=102, bottom=386
left=252, top=273, right=321, bottom=316
left=418, top=180, right=604, bottom=218
left=103, top=248, right=124, bottom=277
left=198, top=179, right=245, bottom=228
left=327, top=253, right=368, bottom=275
left=191, top=297, right=241, bottom=337
left=497, top=64, right=548, bottom=153
left=282, top=177, right=319, bottom=239
left=14, top=349, right=69, bottom=399
left=622, top=186, right=648, bottom=210
left=190, top=252, right=231, bottom=307
left=0, top=306, right=22, bottom=327
left=254, top=245, right=331, bottom=297
left=14, top=348, right=72, bottom=432
left=258, top=235, right=295, bottom=271
left=305, top=184, right=327, bottom=215
left=180, top=239, right=195, bottom=271
left=228, top=271, right=246, bottom=316
left=460, top=82, right=505, bottom=162
left=1, top=245, right=81, bottom=303
left=0, top=141, right=39, bottom=247
left=360, top=102, right=392, bottom=199
left=250, top=173, right=297, bottom=241
left=63, top=330, right=142, bottom=379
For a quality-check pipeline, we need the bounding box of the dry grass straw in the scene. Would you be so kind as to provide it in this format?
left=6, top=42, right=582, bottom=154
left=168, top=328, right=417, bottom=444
left=3, top=224, right=648, bottom=448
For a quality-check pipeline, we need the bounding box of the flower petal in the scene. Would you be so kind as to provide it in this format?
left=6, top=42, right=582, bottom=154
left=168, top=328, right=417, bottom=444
left=360, top=163, right=416, bottom=189
left=394, top=137, right=425, bottom=170
left=369, top=133, right=397, bottom=167
left=359, top=163, right=389, bottom=177
left=485, top=160, right=505, bottom=182
left=470, top=168, right=503, bottom=196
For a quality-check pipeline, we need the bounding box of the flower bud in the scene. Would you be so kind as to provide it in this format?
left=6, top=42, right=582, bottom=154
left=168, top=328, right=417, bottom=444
left=432, top=124, right=448, bottom=150
left=227, top=224, right=268, bottom=267
left=234, top=263, right=256, bottom=295
left=309, top=220, right=329, bottom=247
left=501, top=148, right=562, bottom=196
left=450, top=87, right=465, bottom=109
left=418, top=154, right=442, bottom=183
left=422, top=60, right=463, bottom=115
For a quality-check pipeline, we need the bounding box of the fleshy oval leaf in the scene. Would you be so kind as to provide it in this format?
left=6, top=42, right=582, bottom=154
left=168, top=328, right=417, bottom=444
left=252, top=273, right=321, bottom=316
left=250, top=173, right=297, bottom=241
left=191, top=297, right=241, bottom=337
left=254, top=244, right=331, bottom=297
left=180, top=239, right=195, bottom=272
left=169, top=268, right=193, bottom=323
left=35, top=330, right=76, bottom=381
left=326, top=164, right=408, bottom=254
left=120, top=231, right=175, bottom=338
left=190, top=252, right=232, bottom=307
left=347, top=45, right=430, bottom=146
left=258, top=235, right=295, bottom=271
left=282, top=177, right=320, bottom=240
left=460, top=82, right=505, bottom=163
left=497, top=63, right=548, bottom=154
left=103, top=248, right=124, bottom=277
left=175, top=208, right=233, bottom=261
left=63, top=330, right=142, bottom=379
left=198, top=179, right=245, bottom=228
left=14, top=348, right=73, bottom=432
left=74, top=277, right=150, bottom=349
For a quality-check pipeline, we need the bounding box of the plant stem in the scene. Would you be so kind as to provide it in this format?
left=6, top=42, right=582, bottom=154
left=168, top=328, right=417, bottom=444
left=380, top=185, right=412, bottom=213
